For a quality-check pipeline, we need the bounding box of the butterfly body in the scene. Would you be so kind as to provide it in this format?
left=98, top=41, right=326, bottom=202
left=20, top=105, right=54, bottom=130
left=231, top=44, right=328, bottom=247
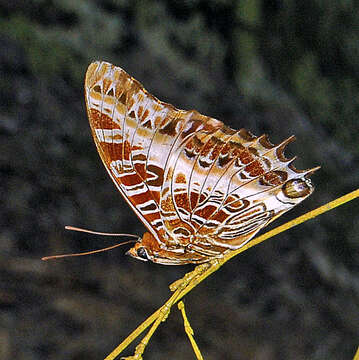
left=85, top=61, right=316, bottom=265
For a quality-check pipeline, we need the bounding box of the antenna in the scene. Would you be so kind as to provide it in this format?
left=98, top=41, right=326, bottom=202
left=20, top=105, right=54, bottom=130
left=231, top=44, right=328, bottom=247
left=41, top=226, right=139, bottom=261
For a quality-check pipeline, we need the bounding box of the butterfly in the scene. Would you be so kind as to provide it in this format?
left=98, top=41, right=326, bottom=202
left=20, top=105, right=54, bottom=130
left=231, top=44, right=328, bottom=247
left=85, top=61, right=317, bottom=265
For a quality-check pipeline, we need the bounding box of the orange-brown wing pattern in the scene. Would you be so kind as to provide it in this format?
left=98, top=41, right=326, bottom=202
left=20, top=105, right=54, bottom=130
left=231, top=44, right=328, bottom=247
left=160, top=126, right=316, bottom=260
left=85, top=61, right=222, bottom=250
left=85, top=61, right=317, bottom=265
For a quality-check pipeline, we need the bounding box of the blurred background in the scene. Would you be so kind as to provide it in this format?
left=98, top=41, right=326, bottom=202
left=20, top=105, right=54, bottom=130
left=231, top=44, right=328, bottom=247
left=1, top=1, right=358, bottom=359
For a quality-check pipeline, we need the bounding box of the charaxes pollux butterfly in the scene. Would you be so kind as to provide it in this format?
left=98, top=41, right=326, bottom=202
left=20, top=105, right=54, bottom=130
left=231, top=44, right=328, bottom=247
left=85, top=61, right=316, bottom=265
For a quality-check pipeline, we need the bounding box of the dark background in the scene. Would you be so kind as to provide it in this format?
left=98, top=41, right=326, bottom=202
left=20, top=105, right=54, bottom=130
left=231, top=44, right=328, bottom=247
left=1, top=1, right=358, bottom=359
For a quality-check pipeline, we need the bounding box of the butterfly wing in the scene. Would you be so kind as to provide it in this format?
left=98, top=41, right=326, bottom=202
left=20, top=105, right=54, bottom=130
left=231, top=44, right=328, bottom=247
left=85, top=61, right=223, bottom=247
left=85, top=61, right=316, bottom=264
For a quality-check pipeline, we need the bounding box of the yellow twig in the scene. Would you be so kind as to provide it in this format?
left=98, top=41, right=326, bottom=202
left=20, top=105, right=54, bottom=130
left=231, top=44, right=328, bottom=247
left=105, top=188, right=359, bottom=360
left=353, top=346, right=359, bottom=360
left=178, top=301, right=204, bottom=360
left=104, top=308, right=161, bottom=360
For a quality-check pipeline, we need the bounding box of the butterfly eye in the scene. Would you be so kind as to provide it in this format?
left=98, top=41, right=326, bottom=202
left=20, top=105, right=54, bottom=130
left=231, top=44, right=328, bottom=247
left=136, top=247, right=149, bottom=261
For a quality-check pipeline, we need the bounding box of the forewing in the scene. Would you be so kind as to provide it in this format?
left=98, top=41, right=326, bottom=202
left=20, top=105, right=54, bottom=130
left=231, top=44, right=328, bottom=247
left=85, top=62, right=177, bottom=242
left=85, top=62, right=223, bottom=244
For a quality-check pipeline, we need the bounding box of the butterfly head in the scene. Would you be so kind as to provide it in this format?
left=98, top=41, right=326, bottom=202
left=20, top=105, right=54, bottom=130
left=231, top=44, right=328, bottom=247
left=126, top=232, right=159, bottom=262
left=127, top=242, right=151, bottom=262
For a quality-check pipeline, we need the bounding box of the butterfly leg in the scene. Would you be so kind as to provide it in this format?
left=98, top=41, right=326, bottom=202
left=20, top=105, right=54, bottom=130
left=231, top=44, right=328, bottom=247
left=178, top=300, right=204, bottom=360
left=169, top=257, right=226, bottom=293
left=169, top=262, right=212, bottom=292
